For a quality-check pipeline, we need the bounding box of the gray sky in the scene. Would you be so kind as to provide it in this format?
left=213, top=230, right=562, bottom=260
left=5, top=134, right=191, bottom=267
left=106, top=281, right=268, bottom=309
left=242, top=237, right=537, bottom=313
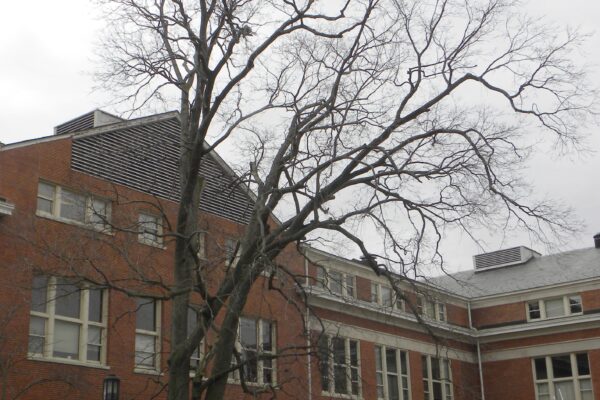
left=1, top=0, right=599, bottom=272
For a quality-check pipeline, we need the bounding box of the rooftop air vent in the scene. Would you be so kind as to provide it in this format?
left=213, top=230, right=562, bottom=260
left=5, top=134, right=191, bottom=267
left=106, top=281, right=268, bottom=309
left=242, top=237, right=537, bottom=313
left=473, top=246, right=540, bottom=272
left=0, top=198, right=15, bottom=216
left=54, top=110, right=123, bottom=135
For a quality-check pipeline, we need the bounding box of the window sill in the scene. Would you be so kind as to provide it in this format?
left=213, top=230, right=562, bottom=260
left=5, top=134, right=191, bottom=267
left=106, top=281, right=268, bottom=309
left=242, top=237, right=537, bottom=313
left=527, top=312, right=583, bottom=323
left=320, top=391, right=362, bottom=399
left=134, top=367, right=162, bottom=375
left=36, top=212, right=113, bottom=235
left=28, top=355, right=109, bottom=369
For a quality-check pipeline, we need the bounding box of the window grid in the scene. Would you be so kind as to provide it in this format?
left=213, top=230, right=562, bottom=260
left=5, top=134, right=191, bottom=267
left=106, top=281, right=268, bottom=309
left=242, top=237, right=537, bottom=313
left=417, top=297, right=446, bottom=322
left=138, top=213, right=163, bottom=247
left=315, top=266, right=356, bottom=299
left=135, top=298, right=161, bottom=371
left=422, top=355, right=453, bottom=400
left=36, top=181, right=111, bottom=231
left=233, top=317, right=276, bottom=386
left=371, top=282, right=404, bottom=311
left=533, top=353, right=593, bottom=400
left=528, top=295, right=583, bottom=321
left=375, top=345, right=411, bottom=400
left=28, top=276, right=107, bottom=365
left=318, top=334, right=361, bottom=397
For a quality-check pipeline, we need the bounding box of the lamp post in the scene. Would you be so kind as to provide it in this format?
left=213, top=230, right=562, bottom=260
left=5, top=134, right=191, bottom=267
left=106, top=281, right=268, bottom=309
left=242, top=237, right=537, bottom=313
left=103, top=374, right=120, bottom=400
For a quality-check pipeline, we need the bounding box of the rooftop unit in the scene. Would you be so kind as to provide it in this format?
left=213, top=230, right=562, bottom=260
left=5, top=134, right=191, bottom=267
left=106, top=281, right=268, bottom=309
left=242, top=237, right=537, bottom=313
left=473, top=246, right=540, bottom=272
left=54, top=110, right=123, bottom=135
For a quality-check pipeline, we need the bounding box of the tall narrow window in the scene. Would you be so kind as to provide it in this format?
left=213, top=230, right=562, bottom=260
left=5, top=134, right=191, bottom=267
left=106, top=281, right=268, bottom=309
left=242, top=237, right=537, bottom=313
left=138, top=213, right=163, bottom=246
left=135, top=298, right=160, bottom=370
left=375, top=345, right=410, bottom=400
left=236, top=317, right=275, bottom=385
left=319, top=334, right=361, bottom=396
left=371, top=283, right=380, bottom=303
left=329, top=270, right=343, bottom=295
left=28, top=276, right=106, bottom=364
left=225, top=238, right=240, bottom=266
left=422, top=355, right=453, bottom=400
left=533, top=353, right=593, bottom=400
left=188, top=307, right=204, bottom=370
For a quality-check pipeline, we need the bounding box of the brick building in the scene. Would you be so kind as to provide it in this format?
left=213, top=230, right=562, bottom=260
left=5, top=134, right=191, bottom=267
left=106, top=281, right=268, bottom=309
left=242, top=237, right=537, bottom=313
left=0, top=110, right=598, bottom=399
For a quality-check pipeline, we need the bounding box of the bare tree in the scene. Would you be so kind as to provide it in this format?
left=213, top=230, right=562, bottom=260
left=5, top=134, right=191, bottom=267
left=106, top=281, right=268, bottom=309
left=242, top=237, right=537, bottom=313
left=94, top=0, right=594, bottom=399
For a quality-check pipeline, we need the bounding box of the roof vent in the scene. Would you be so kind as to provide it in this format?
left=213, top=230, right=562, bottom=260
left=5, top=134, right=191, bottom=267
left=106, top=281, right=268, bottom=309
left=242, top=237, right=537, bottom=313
left=54, top=110, right=123, bottom=135
left=473, top=246, right=540, bottom=272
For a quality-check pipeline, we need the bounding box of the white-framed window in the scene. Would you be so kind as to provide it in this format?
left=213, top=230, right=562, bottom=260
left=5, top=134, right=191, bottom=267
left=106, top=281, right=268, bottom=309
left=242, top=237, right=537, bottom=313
left=318, top=334, right=361, bottom=396
left=187, top=307, right=204, bottom=371
left=138, top=213, right=163, bottom=247
left=28, top=276, right=107, bottom=365
left=527, top=295, right=583, bottom=321
left=417, top=296, right=446, bottom=322
left=36, top=181, right=110, bottom=231
left=231, top=317, right=276, bottom=385
left=225, top=238, right=241, bottom=267
left=375, top=345, right=410, bottom=400
left=371, top=282, right=404, bottom=311
left=196, top=231, right=207, bottom=260
left=422, top=355, right=453, bottom=400
left=135, top=298, right=161, bottom=371
left=533, top=353, right=593, bottom=400
left=315, top=266, right=356, bottom=299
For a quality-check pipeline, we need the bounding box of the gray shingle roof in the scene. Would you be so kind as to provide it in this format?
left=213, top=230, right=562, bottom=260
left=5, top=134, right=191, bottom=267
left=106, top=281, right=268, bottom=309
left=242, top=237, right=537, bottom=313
left=430, top=247, right=600, bottom=298
left=71, top=115, right=255, bottom=224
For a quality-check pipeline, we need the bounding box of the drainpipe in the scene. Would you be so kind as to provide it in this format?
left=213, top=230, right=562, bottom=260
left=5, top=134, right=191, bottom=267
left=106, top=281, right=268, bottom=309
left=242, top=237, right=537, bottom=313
left=304, top=257, right=313, bottom=400
left=468, top=301, right=485, bottom=400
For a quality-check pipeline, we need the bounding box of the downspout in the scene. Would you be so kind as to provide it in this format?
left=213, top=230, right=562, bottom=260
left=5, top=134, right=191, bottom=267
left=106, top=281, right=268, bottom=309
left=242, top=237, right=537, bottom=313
left=304, top=257, right=313, bottom=400
left=468, top=301, right=485, bottom=400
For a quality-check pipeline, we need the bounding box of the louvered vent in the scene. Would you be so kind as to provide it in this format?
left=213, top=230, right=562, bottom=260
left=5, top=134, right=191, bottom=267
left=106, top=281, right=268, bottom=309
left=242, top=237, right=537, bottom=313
left=473, top=246, right=540, bottom=271
left=54, top=110, right=123, bottom=135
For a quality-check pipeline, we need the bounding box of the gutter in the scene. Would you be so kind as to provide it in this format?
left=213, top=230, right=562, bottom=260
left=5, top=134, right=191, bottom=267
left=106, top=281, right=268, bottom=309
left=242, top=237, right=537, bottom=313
left=468, top=301, right=485, bottom=400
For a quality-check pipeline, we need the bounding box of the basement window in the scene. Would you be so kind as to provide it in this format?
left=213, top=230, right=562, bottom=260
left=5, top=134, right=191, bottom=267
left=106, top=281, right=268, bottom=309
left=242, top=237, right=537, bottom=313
left=527, top=295, right=583, bottom=321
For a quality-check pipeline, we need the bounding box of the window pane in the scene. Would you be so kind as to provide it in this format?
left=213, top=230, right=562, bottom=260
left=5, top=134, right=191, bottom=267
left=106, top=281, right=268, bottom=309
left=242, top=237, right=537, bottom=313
left=135, top=333, right=156, bottom=366
left=425, top=300, right=436, bottom=318
left=381, top=287, right=393, bottom=307
left=535, top=358, right=548, bottom=380
left=37, top=198, right=53, bottom=214
left=31, top=275, right=48, bottom=313
left=263, top=358, right=273, bottom=384
left=376, top=372, right=384, bottom=398
left=528, top=302, right=541, bottom=319
left=371, top=283, right=379, bottom=303
left=400, top=351, right=408, bottom=375
left=88, top=288, right=103, bottom=322
left=334, top=365, right=347, bottom=394
left=240, top=318, right=257, bottom=350
left=136, top=298, right=156, bottom=331
left=431, top=357, right=441, bottom=380
left=388, top=374, right=400, bottom=400
left=545, top=298, right=565, bottom=318
left=422, top=355, right=429, bottom=378
left=433, top=381, right=442, bottom=400
left=386, top=348, right=398, bottom=373
left=242, top=349, right=258, bottom=382
left=346, top=275, right=355, bottom=297
left=537, top=382, right=550, bottom=395
left=443, top=359, right=450, bottom=380
left=576, top=353, right=590, bottom=376
left=55, top=280, right=80, bottom=318
left=351, top=367, right=360, bottom=395
left=349, top=340, right=358, bottom=366
left=60, top=189, right=85, bottom=222
left=375, top=346, right=383, bottom=370
left=89, top=199, right=108, bottom=227
left=569, top=296, right=582, bottom=314
left=318, top=336, right=330, bottom=391
left=438, top=304, right=446, bottom=321
left=28, top=316, right=45, bottom=354
left=316, top=266, right=326, bottom=288
left=329, top=271, right=343, bottom=295
left=554, top=381, right=575, bottom=400
left=262, top=320, right=272, bottom=352
left=53, top=320, right=80, bottom=359
left=333, top=337, right=346, bottom=364
left=580, top=379, right=593, bottom=400
left=38, top=182, right=55, bottom=198
left=551, top=355, right=573, bottom=378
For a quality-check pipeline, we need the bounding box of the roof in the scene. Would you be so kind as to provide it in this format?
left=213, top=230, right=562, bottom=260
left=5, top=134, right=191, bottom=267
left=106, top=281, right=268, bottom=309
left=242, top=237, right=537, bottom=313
left=70, top=114, right=255, bottom=225
left=430, top=247, right=600, bottom=298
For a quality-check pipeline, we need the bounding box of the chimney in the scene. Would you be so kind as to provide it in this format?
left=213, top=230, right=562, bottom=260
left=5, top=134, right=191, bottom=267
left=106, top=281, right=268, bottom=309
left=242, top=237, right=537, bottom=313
left=594, top=233, right=600, bottom=248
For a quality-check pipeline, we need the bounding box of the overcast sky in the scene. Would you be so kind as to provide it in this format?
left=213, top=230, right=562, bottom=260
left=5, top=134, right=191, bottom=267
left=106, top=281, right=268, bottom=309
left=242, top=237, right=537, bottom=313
left=1, top=0, right=599, bottom=272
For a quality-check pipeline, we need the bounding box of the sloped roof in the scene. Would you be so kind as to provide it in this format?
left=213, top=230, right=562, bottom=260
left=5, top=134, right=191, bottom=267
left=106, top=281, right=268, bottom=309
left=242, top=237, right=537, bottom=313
left=70, top=114, right=255, bottom=224
left=430, top=247, right=600, bottom=298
